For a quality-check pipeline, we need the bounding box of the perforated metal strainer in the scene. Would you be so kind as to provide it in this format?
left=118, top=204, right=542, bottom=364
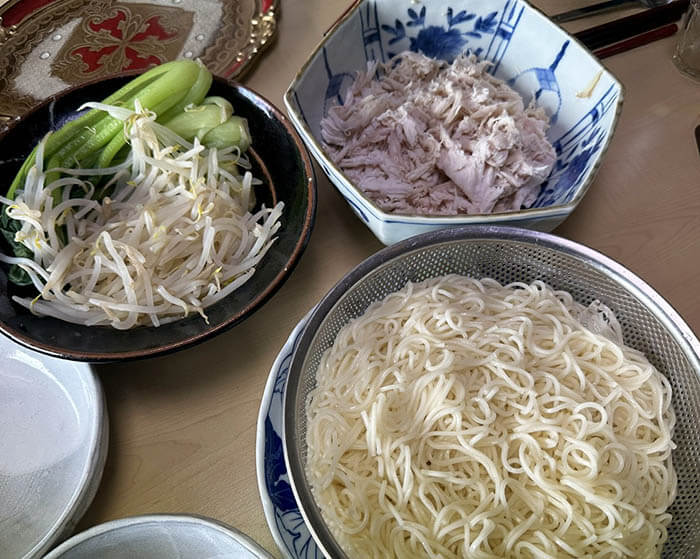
left=283, top=226, right=700, bottom=559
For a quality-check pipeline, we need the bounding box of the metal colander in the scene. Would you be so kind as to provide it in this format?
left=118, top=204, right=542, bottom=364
left=283, top=226, right=700, bottom=559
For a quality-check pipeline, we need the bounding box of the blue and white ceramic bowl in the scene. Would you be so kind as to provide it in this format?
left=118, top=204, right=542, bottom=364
left=256, top=310, right=320, bottom=559
left=285, top=0, right=623, bottom=245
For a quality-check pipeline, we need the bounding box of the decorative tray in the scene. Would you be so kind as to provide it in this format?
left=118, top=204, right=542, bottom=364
left=0, top=0, right=277, bottom=119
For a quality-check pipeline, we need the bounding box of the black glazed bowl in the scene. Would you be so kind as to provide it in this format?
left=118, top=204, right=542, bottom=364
left=0, top=74, right=316, bottom=361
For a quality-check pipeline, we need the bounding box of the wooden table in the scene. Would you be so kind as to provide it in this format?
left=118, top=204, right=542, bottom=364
left=78, top=1, right=700, bottom=556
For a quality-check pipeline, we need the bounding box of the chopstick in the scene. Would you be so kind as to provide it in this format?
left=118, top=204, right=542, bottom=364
left=592, top=22, right=679, bottom=58
left=553, top=0, right=640, bottom=24
left=574, top=0, right=689, bottom=50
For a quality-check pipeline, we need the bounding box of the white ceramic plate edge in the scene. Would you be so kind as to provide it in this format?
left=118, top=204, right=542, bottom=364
left=46, top=380, right=109, bottom=556
left=42, top=513, right=275, bottom=558
left=5, top=345, right=110, bottom=559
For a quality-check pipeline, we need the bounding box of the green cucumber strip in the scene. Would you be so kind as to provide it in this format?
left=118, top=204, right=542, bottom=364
left=162, top=105, right=227, bottom=142
left=201, top=116, right=251, bottom=151
left=7, top=60, right=200, bottom=199
left=158, top=63, right=213, bottom=123
left=7, top=64, right=171, bottom=199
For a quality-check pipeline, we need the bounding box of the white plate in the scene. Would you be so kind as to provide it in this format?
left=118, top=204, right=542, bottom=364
left=43, top=514, right=275, bottom=558
left=0, top=334, right=108, bottom=558
left=256, top=311, right=321, bottom=559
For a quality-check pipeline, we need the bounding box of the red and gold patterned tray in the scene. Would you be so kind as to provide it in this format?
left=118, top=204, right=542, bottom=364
left=0, top=0, right=277, bottom=117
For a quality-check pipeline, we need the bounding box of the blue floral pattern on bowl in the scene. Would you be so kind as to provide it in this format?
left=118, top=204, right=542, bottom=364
left=381, top=6, right=499, bottom=61
left=256, top=312, right=320, bottom=559
left=285, top=0, right=623, bottom=245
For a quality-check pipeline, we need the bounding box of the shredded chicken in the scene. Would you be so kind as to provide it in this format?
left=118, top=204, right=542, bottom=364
left=321, top=51, right=556, bottom=215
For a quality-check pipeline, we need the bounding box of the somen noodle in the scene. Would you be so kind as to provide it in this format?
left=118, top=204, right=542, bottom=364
left=306, top=275, right=676, bottom=559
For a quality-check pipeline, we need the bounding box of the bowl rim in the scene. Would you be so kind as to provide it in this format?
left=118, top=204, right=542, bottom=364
left=283, top=0, right=625, bottom=226
left=282, top=224, right=700, bottom=559
left=42, top=513, right=276, bottom=558
left=0, top=73, right=317, bottom=362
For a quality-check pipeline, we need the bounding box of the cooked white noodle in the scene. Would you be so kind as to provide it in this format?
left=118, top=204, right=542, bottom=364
left=307, top=276, right=676, bottom=559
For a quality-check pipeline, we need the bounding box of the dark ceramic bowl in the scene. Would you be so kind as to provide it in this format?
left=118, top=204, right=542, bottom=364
left=0, top=75, right=316, bottom=361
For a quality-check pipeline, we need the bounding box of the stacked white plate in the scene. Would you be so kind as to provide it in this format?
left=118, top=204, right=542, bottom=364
left=0, top=335, right=108, bottom=558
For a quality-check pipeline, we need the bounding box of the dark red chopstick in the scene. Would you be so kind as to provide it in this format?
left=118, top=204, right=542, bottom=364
left=574, top=0, right=689, bottom=50
left=593, top=22, right=679, bottom=58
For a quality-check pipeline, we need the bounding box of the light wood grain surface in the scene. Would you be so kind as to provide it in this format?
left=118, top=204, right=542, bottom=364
left=77, top=1, right=700, bottom=557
